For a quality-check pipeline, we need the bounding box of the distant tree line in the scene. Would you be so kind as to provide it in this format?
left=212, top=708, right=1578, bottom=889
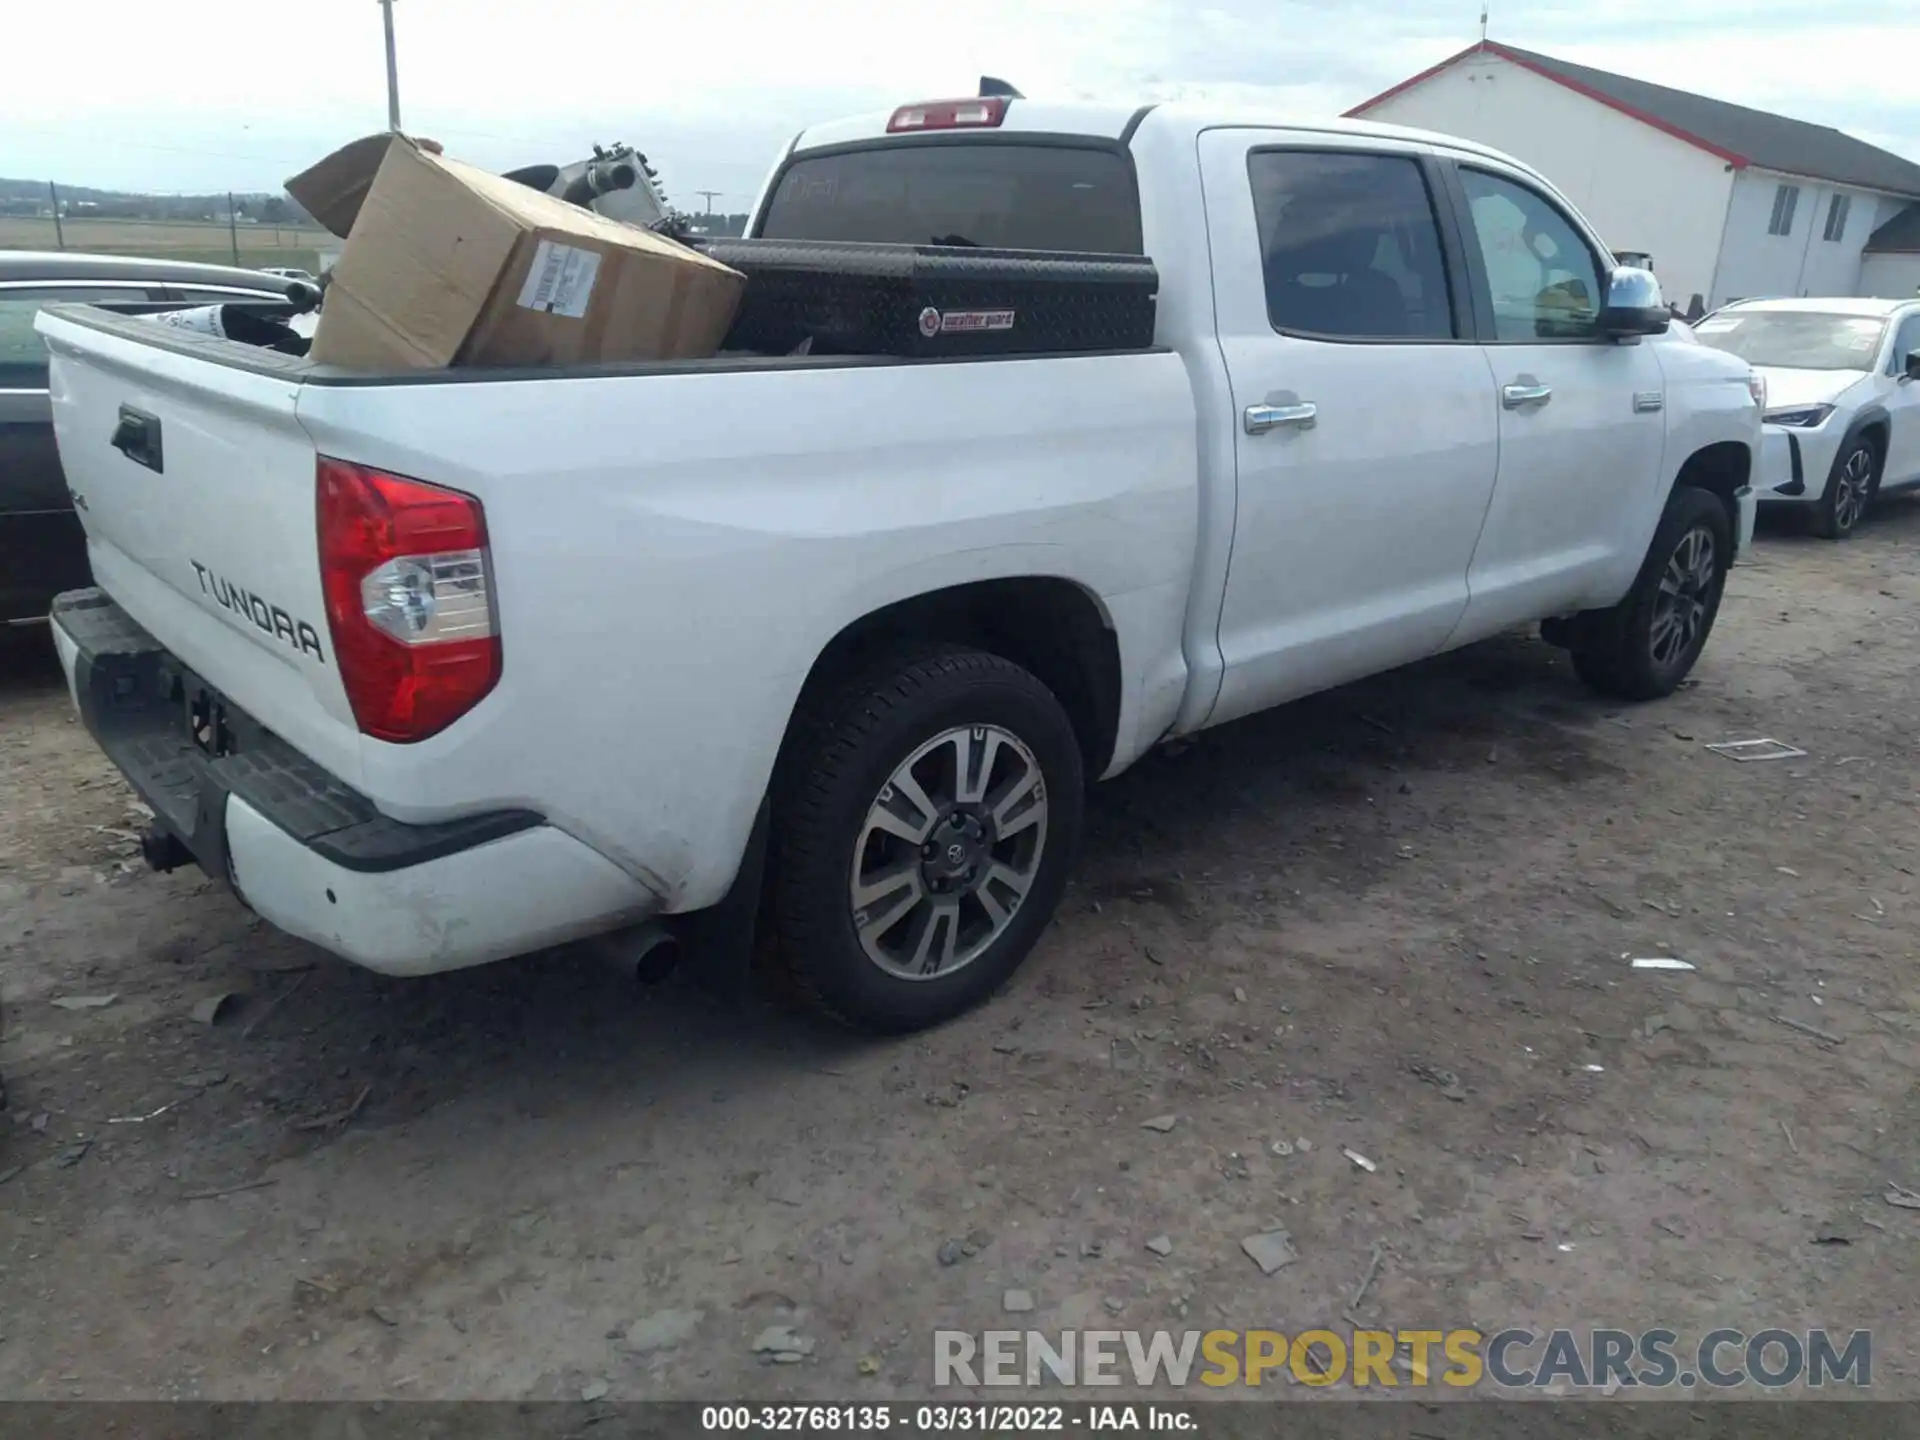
left=1, top=176, right=751, bottom=234
left=0, top=177, right=319, bottom=227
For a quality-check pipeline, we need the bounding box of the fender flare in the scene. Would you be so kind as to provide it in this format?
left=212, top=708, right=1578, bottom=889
left=1828, top=404, right=1891, bottom=491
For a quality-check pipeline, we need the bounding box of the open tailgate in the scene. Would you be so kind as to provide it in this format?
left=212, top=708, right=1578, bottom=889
left=37, top=306, right=363, bottom=784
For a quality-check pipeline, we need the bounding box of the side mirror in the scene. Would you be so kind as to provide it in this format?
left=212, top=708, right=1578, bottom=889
left=1598, top=265, right=1670, bottom=338
left=1904, top=351, right=1920, bottom=382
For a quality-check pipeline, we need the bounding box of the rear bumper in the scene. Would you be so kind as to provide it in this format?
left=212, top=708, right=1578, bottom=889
left=51, top=588, right=663, bottom=975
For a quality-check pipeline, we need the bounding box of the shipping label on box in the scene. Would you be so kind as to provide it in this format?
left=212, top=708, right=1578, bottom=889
left=517, top=241, right=604, bottom=319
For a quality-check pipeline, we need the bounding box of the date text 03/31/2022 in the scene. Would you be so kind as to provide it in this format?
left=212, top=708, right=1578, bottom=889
left=701, top=1405, right=1193, bottom=1431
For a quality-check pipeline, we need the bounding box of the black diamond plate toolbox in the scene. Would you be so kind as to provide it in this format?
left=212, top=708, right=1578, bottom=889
left=691, top=238, right=1158, bottom=358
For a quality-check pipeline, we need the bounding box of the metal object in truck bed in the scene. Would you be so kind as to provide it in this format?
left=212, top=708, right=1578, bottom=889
left=503, top=143, right=680, bottom=232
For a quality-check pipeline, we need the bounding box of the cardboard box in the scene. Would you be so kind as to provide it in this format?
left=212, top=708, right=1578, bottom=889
left=287, top=134, right=744, bottom=371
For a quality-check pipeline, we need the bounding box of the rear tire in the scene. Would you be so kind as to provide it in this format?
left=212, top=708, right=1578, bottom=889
left=768, top=646, right=1084, bottom=1033
left=1809, top=438, right=1877, bottom=540
left=1570, top=485, right=1731, bottom=702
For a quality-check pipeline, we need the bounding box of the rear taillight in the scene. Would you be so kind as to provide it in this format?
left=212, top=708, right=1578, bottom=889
left=316, top=457, right=500, bottom=743
left=887, top=97, right=1009, bottom=133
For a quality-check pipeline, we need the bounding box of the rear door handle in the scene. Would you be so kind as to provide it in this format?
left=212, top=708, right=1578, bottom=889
left=1245, top=402, right=1317, bottom=435
left=1501, top=383, right=1553, bottom=409
left=110, top=405, right=164, bottom=472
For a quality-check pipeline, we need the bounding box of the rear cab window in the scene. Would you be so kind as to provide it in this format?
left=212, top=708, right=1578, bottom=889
left=755, top=143, right=1143, bottom=253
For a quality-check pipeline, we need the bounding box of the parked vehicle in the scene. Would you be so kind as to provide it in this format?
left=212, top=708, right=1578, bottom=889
left=0, top=253, right=316, bottom=629
left=259, top=266, right=319, bottom=284
left=1691, top=297, right=1920, bottom=538
left=37, top=99, right=1762, bottom=1032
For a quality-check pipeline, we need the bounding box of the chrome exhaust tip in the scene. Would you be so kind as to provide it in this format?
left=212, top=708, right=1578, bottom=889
left=588, top=921, right=683, bottom=986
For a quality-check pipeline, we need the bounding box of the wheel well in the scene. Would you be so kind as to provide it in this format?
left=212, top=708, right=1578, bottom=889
left=1675, top=440, right=1750, bottom=502
left=1674, top=440, right=1750, bottom=526
left=1855, top=419, right=1889, bottom=469
left=790, top=579, right=1122, bottom=777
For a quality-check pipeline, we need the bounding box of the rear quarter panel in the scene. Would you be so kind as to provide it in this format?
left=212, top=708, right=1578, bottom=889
left=295, top=352, right=1199, bottom=909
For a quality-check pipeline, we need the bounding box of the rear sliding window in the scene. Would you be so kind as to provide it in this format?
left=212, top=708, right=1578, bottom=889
left=756, top=144, right=1144, bottom=254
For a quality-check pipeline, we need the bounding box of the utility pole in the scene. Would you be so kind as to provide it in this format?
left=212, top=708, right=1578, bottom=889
left=48, top=181, right=65, bottom=249
left=696, top=190, right=721, bottom=215
left=227, top=193, right=241, bottom=264
left=1479, top=4, right=1489, bottom=41
left=379, top=0, right=402, bottom=131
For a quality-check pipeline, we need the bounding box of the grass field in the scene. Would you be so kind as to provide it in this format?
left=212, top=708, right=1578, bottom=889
left=0, top=215, right=332, bottom=273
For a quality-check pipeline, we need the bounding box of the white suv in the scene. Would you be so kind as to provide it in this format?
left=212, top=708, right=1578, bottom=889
left=1694, top=297, right=1920, bottom=538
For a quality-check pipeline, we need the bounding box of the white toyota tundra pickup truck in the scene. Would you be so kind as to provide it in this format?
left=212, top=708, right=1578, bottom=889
left=38, top=98, right=1762, bottom=1032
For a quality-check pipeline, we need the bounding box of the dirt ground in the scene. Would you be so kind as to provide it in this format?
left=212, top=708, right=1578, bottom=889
left=4, top=505, right=1919, bottom=1406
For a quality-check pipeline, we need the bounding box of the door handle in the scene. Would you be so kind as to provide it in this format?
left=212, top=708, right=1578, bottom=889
left=110, top=404, right=164, bottom=472
left=1245, top=402, right=1317, bottom=435
left=1501, top=383, right=1553, bottom=409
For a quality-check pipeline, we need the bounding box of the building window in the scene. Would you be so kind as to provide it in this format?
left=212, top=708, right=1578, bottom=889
left=1768, top=184, right=1800, bottom=236
left=1823, top=194, right=1851, bottom=242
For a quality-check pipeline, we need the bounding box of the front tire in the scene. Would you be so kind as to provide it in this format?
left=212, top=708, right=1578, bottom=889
left=1570, top=485, right=1731, bottom=701
left=1809, top=438, right=1878, bottom=540
left=769, top=646, right=1085, bottom=1033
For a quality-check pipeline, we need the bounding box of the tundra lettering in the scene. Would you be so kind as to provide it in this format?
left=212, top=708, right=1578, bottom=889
left=189, top=559, right=325, bottom=662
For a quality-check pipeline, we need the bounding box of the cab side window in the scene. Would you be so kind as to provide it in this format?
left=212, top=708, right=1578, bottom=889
left=1890, top=315, right=1920, bottom=376
left=0, top=287, right=168, bottom=388
left=1458, top=169, right=1605, bottom=341
left=1247, top=150, right=1456, bottom=341
left=0, top=295, right=59, bottom=389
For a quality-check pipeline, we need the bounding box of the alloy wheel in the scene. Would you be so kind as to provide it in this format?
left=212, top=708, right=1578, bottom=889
left=1650, top=524, right=1718, bottom=670
left=849, top=725, right=1048, bottom=980
left=1832, top=446, right=1873, bottom=533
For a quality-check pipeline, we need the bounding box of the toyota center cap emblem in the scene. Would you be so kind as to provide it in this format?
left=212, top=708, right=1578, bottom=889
left=918, top=306, right=942, bottom=338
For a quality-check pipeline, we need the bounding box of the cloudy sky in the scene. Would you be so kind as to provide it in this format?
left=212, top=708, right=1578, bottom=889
left=6, top=0, right=1917, bottom=205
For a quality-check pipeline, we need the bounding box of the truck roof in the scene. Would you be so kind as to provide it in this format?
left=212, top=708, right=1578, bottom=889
left=788, top=97, right=1532, bottom=172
